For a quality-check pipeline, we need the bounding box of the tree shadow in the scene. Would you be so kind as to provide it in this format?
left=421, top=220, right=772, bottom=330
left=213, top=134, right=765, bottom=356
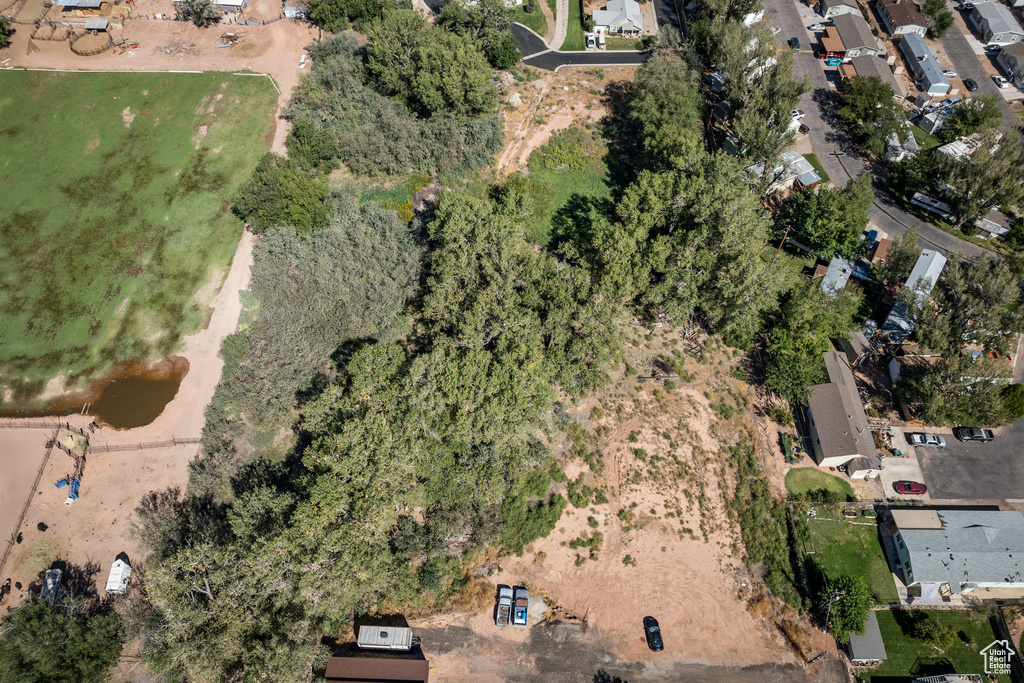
left=891, top=608, right=928, bottom=636
left=599, top=79, right=642, bottom=194
left=594, top=671, right=629, bottom=683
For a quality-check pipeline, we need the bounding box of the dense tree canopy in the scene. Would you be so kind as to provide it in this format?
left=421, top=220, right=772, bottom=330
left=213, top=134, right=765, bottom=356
left=781, top=174, right=874, bottom=258
left=839, top=76, right=907, bottom=156
left=940, top=130, right=1024, bottom=229
left=629, top=50, right=706, bottom=169
left=938, top=96, right=1002, bottom=143
left=826, top=575, right=873, bottom=644
left=231, top=153, right=329, bottom=233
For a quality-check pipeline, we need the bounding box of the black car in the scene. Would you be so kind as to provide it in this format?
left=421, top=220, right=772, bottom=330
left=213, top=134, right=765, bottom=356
left=960, top=2, right=974, bottom=9
left=791, top=37, right=801, bottom=51
left=964, top=78, right=978, bottom=92
left=953, top=427, right=995, bottom=442
left=643, top=616, right=664, bottom=652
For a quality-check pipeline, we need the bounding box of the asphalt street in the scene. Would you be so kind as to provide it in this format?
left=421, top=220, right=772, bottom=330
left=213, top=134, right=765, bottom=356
left=937, top=5, right=1019, bottom=131
left=917, top=424, right=1024, bottom=500
left=759, top=0, right=993, bottom=260
left=512, top=24, right=650, bottom=69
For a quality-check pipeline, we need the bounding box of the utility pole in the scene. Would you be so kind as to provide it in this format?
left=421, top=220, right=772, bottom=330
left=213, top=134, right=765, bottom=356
left=772, top=224, right=792, bottom=265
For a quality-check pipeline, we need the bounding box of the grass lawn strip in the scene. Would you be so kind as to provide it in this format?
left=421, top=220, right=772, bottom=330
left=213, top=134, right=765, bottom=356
left=605, top=36, right=642, bottom=50
left=807, top=516, right=899, bottom=604
left=0, top=71, right=277, bottom=398
left=803, top=153, right=831, bottom=185
left=561, top=0, right=586, bottom=51
left=785, top=467, right=855, bottom=500
left=514, top=4, right=548, bottom=36
left=910, top=124, right=940, bottom=151
left=865, top=608, right=1010, bottom=683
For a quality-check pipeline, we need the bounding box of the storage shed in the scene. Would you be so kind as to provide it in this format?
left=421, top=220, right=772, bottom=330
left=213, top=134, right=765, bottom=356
left=325, top=656, right=429, bottom=683
left=105, top=558, right=132, bottom=594
left=357, top=626, right=413, bottom=651
left=847, top=611, right=887, bottom=663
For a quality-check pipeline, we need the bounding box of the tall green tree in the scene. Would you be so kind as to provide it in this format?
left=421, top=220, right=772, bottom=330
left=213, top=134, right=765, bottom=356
left=0, top=597, right=123, bottom=683
left=839, top=75, right=907, bottom=156
left=938, top=96, right=1002, bottom=143
left=0, top=16, right=13, bottom=49
left=826, top=575, right=873, bottom=644
left=877, top=226, right=920, bottom=286
left=630, top=51, right=706, bottom=169
left=781, top=174, right=874, bottom=258
left=177, top=0, right=220, bottom=26
left=896, top=353, right=1011, bottom=426
left=437, top=0, right=521, bottom=68
left=940, top=130, right=1024, bottom=229
left=231, top=153, right=328, bottom=233
left=922, top=0, right=954, bottom=38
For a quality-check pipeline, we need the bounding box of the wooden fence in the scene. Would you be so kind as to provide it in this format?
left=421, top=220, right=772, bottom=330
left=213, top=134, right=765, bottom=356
left=88, top=437, right=201, bottom=453
left=0, top=428, right=59, bottom=576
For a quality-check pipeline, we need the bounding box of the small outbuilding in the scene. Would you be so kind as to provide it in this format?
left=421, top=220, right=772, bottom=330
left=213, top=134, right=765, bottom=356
left=105, top=558, right=132, bottom=594
left=847, top=610, right=888, bottom=664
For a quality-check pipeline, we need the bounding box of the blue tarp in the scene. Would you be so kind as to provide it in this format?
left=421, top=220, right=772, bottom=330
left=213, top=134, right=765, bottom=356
left=54, top=479, right=68, bottom=489
left=69, top=478, right=81, bottom=500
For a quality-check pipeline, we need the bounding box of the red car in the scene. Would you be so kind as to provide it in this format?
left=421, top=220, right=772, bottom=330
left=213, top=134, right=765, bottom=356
left=895, top=481, right=927, bottom=495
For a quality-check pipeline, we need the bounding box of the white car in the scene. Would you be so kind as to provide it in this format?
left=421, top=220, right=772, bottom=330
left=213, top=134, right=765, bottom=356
left=585, top=32, right=596, bottom=49
left=791, top=109, right=805, bottom=120
left=994, top=75, right=1010, bottom=88
left=942, top=69, right=957, bottom=78
left=807, top=23, right=826, bottom=31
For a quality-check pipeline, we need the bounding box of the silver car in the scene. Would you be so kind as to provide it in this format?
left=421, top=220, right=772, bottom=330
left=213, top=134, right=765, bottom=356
left=908, top=433, right=947, bottom=448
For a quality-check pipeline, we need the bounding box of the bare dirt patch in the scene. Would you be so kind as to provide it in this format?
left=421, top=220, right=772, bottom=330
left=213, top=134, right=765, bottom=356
left=121, top=106, right=135, bottom=127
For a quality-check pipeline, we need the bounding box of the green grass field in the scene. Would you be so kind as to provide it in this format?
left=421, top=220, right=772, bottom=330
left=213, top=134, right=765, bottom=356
left=807, top=516, right=899, bottom=604
left=803, top=153, right=831, bottom=185
left=0, top=71, right=277, bottom=402
left=605, top=36, right=642, bottom=50
left=785, top=467, right=855, bottom=500
left=513, top=4, right=548, bottom=36
left=910, top=124, right=940, bottom=151
left=864, top=609, right=1010, bottom=683
left=561, top=0, right=586, bottom=51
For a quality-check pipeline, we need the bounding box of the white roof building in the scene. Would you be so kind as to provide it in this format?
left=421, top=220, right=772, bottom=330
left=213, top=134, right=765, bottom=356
left=881, top=249, right=946, bottom=341
left=105, top=559, right=132, bottom=594
left=745, top=150, right=822, bottom=192
left=593, top=0, right=643, bottom=35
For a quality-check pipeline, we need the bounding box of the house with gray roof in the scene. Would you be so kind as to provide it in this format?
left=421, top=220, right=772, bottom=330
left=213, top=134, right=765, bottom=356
left=889, top=509, right=1024, bottom=599
left=806, top=351, right=879, bottom=475
left=847, top=611, right=887, bottom=663
left=820, top=0, right=861, bottom=19
left=744, top=150, right=821, bottom=192
left=881, top=249, right=946, bottom=341
left=997, top=41, right=1024, bottom=87
left=967, top=2, right=1023, bottom=45
left=592, top=0, right=643, bottom=36
left=822, top=257, right=853, bottom=297
left=833, top=13, right=884, bottom=57
left=898, top=32, right=950, bottom=96
left=850, top=54, right=905, bottom=97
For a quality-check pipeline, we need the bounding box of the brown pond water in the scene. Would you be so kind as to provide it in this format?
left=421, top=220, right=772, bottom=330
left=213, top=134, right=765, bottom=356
left=0, top=357, right=189, bottom=430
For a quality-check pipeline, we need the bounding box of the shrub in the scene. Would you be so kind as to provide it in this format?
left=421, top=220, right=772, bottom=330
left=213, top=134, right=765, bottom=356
left=914, top=615, right=956, bottom=650
left=1002, top=383, right=1024, bottom=422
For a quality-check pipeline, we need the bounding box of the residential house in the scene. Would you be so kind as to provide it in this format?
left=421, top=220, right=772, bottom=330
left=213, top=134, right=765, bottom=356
left=325, top=656, right=430, bottom=683
left=820, top=0, right=861, bottom=19
left=847, top=611, right=888, bottom=664
left=898, top=33, right=951, bottom=96
left=833, top=13, right=884, bottom=57
left=822, top=257, right=853, bottom=297
left=876, top=0, right=928, bottom=36
left=849, top=54, right=906, bottom=96
left=821, top=26, right=847, bottom=55
left=744, top=150, right=821, bottom=192
left=880, top=249, right=946, bottom=341
left=592, top=0, right=644, bottom=36
left=967, top=2, right=1023, bottom=45
left=888, top=508, right=1024, bottom=600
left=997, top=41, right=1024, bottom=87
left=806, top=351, right=879, bottom=475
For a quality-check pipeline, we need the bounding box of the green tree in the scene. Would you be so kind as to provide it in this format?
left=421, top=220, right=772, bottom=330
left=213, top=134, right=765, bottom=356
left=940, top=129, right=1024, bottom=229
left=914, top=614, right=957, bottom=650
left=922, top=0, right=953, bottom=38
left=781, top=174, right=874, bottom=258
left=177, top=0, right=220, bottom=26
left=437, top=0, right=520, bottom=68
left=630, top=50, right=706, bottom=169
left=231, top=153, right=328, bottom=233
left=826, top=575, right=873, bottom=645
left=839, top=75, right=907, bottom=156
left=0, top=16, right=13, bottom=49
left=0, top=597, right=123, bottom=683
left=897, top=354, right=1012, bottom=426
left=877, top=226, right=920, bottom=286
left=938, top=96, right=1002, bottom=143
left=1002, top=383, right=1024, bottom=423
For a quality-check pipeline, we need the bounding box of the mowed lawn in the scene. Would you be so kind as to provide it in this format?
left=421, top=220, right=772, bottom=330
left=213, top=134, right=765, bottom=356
left=785, top=467, right=855, bottom=501
left=0, top=71, right=277, bottom=401
left=864, top=609, right=1010, bottom=683
left=807, top=516, right=899, bottom=604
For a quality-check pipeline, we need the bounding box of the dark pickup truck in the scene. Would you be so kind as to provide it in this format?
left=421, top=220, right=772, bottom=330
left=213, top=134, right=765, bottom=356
left=953, top=427, right=995, bottom=442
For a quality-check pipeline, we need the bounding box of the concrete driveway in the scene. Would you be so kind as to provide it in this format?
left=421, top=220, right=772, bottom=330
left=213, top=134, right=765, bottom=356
left=917, top=421, right=1024, bottom=501
left=879, top=450, right=931, bottom=502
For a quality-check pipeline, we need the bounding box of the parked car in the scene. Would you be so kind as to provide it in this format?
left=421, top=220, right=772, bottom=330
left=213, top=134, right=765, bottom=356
left=942, top=69, right=958, bottom=78
left=512, top=586, right=529, bottom=627
left=894, top=481, right=928, bottom=495
left=964, top=78, right=978, bottom=91
left=643, top=616, right=664, bottom=652
left=799, top=123, right=810, bottom=133
left=792, top=109, right=805, bottom=120
left=495, top=586, right=513, bottom=628
left=994, top=75, right=1010, bottom=88
left=959, top=2, right=975, bottom=9
left=908, top=433, right=947, bottom=448
left=953, top=427, right=995, bottom=442
left=791, top=37, right=800, bottom=51
left=808, top=23, right=825, bottom=31
left=986, top=44, right=1002, bottom=53
left=598, top=32, right=606, bottom=49
left=586, top=32, right=597, bottom=49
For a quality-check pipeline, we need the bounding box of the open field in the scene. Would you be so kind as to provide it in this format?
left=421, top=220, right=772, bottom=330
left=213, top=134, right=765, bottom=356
left=863, top=608, right=1010, bottom=683
left=0, top=71, right=276, bottom=404
left=807, top=516, right=899, bottom=604
left=785, top=467, right=855, bottom=500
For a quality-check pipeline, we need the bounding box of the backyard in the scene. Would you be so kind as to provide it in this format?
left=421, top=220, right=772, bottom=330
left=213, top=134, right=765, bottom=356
left=862, top=608, right=1011, bottom=683
left=785, top=467, right=855, bottom=501
left=806, top=516, right=899, bottom=604
left=0, top=71, right=277, bottom=404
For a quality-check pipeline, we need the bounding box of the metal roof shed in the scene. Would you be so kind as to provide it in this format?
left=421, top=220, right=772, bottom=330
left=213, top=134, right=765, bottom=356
left=325, top=656, right=429, bottom=683
left=105, top=559, right=131, bottom=594
left=84, top=18, right=108, bottom=30
left=848, top=610, right=887, bottom=662
left=822, top=257, right=853, bottom=297
left=357, top=626, right=413, bottom=651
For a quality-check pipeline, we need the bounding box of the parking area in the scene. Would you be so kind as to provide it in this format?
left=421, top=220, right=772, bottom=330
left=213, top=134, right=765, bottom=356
left=917, top=421, right=1024, bottom=500
left=879, top=450, right=931, bottom=502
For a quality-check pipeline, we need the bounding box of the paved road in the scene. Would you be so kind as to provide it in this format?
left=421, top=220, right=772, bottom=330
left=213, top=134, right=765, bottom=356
left=939, top=5, right=1019, bottom=131
left=512, top=23, right=550, bottom=57
left=760, top=0, right=992, bottom=260
left=917, top=426, right=1024, bottom=500
left=513, top=23, right=651, bottom=70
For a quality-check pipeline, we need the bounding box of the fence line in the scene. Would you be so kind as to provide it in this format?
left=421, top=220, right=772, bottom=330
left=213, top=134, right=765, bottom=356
left=0, top=418, right=63, bottom=429
left=0, top=427, right=59, bottom=576
left=89, top=437, right=201, bottom=453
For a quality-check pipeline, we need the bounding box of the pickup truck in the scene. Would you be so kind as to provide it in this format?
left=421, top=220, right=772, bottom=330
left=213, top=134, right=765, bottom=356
left=496, top=587, right=513, bottom=628
left=512, top=587, right=529, bottom=627
left=953, top=427, right=994, bottom=442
